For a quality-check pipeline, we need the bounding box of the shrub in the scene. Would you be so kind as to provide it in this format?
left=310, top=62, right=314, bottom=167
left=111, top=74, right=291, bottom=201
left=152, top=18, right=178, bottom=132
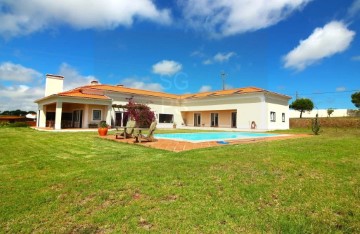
left=99, top=121, right=109, bottom=128
left=311, top=114, right=321, bottom=135
left=9, top=122, right=29, bottom=128
left=0, top=122, right=10, bottom=127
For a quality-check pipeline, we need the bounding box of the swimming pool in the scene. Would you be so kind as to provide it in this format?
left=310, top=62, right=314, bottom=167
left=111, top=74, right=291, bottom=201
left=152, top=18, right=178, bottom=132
left=155, top=132, right=283, bottom=143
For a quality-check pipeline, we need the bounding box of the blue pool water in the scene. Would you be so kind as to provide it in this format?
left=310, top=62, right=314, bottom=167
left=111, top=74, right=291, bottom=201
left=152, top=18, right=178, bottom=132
left=155, top=132, right=282, bottom=142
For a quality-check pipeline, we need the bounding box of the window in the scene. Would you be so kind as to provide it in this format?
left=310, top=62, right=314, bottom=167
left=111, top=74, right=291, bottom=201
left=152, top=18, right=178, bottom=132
left=211, top=113, right=219, bottom=127
left=270, top=111, right=276, bottom=122
left=282, top=113, right=285, bottom=122
left=159, top=114, right=173, bottom=123
left=92, top=110, right=102, bottom=121
left=194, top=113, right=201, bottom=127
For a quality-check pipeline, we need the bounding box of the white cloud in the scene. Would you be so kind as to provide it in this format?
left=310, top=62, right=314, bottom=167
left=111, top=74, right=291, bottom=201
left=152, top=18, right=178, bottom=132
left=0, top=84, right=44, bottom=111
left=202, top=59, right=213, bottom=65
left=58, top=63, right=96, bottom=90
left=0, top=63, right=101, bottom=111
left=0, top=0, right=171, bottom=38
left=348, top=0, right=360, bottom=17
left=121, top=77, right=164, bottom=92
left=352, top=55, right=360, bottom=61
left=214, top=52, right=236, bottom=62
left=152, top=60, right=182, bottom=76
left=178, top=0, right=312, bottom=37
left=0, top=62, right=42, bottom=82
left=284, top=21, right=356, bottom=71
left=190, top=50, right=205, bottom=58
left=199, top=85, right=212, bottom=92
left=203, top=52, right=236, bottom=65
left=336, top=87, right=346, bottom=92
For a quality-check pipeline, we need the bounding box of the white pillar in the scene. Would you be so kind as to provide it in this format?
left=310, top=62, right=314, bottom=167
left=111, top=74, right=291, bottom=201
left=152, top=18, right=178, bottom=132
left=83, top=104, right=89, bottom=129
left=54, top=101, right=63, bottom=130
left=38, top=105, right=46, bottom=128
left=236, top=108, right=241, bottom=129
left=106, top=105, right=112, bottom=127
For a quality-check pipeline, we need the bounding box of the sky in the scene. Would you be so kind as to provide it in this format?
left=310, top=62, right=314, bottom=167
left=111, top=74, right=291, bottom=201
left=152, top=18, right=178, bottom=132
left=0, top=0, right=359, bottom=111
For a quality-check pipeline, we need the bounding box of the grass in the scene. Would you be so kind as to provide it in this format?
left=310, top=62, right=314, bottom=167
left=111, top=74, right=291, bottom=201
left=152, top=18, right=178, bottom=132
left=0, top=127, right=359, bottom=233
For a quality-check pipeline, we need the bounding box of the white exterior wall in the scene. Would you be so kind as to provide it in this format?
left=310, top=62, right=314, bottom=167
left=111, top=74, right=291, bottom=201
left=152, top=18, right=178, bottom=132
left=289, top=109, right=349, bottom=118
left=266, top=96, right=290, bottom=130
left=180, top=95, right=268, bottom=130
left=236, top=101, right=265, bottom=130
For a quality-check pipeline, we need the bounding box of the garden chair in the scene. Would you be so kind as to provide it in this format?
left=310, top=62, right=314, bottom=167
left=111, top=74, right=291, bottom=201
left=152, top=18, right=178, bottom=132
left=134, top=121, right=157, bottom=143
left=115, top=120, right=136, bottom=139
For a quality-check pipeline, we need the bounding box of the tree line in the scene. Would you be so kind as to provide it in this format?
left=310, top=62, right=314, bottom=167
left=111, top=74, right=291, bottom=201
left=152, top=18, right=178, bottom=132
left=0, top=110, right=36, bottom=116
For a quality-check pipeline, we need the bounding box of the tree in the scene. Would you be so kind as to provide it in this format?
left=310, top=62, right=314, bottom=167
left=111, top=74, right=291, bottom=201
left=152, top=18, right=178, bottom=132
left=351, top=92, right=360, bottom=109
left=0, top=109, right=33, bottom=116
left=327, top=108, right=334, bottom=117
left=113, top=100, right=155, bottom=128
left=289, top=98, right=314, bottom=118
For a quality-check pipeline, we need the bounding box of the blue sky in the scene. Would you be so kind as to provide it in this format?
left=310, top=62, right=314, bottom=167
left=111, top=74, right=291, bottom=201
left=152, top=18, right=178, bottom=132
left=0, top=0, right=359, bottom=111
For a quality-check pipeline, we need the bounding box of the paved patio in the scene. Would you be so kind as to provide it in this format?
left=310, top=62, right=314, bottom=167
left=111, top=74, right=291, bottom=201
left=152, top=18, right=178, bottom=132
left=101, top=134, right=311, bottom=152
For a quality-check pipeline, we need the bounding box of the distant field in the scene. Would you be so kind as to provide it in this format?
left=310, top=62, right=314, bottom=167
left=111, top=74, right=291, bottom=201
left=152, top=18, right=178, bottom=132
left=0, top=127, right=359, bottom=233
left=290, top=117, right=360, bottom=128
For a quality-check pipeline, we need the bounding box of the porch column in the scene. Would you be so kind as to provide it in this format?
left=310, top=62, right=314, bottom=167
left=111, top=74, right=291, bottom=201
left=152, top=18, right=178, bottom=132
left=106, top=105, right=112, bottom=127
left=236, top=108, right=241, bottom=129
left=54, top=101, right=63, bottom=130
left=38, top=105, right=46, bottom=128
left=83, top=104, right=89, bottom=129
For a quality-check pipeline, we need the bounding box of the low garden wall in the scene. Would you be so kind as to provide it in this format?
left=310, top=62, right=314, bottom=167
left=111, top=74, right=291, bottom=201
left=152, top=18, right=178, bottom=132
left=290, top=117, right=360, bottom=128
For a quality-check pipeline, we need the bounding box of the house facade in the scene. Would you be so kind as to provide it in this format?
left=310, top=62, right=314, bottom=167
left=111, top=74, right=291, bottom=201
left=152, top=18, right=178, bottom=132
left=35, top=74, right=291, bottom=130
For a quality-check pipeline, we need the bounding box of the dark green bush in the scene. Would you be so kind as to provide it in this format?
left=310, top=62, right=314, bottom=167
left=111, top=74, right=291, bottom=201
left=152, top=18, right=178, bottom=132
left=311, top=114, right=321, bottom=135
left=8, top=122, right=29, bottom=127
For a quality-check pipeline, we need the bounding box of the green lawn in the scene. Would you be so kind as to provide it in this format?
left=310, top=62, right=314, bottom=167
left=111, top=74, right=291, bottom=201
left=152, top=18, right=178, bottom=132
left=0, top=127, right=359, bottom=233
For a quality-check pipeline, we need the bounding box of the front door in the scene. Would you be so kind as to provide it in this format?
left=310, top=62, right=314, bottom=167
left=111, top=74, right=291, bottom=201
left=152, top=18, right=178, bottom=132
left=231, top=112, right=237, bottom=128
left=73, top=110, right=83, bottom=128
left=194, top=113, right=201, bottom=127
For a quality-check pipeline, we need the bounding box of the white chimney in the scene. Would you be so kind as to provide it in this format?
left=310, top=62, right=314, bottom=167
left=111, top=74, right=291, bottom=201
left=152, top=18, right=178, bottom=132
left=45, top=74, right=64, bottom=96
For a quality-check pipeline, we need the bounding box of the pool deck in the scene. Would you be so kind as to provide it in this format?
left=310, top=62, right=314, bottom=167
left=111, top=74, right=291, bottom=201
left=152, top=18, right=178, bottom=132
left=101, top=134, right=311, bottom=152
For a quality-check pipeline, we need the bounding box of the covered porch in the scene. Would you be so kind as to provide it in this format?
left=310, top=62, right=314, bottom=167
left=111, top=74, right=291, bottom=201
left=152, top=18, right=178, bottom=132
left=181, top=109, right=237, bottom=128
left=36, top=97, right=112, bottom=130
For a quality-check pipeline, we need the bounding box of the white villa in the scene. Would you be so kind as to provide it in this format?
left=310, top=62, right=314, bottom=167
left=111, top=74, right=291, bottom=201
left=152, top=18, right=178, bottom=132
left=35, top=74, right=292, bottom=130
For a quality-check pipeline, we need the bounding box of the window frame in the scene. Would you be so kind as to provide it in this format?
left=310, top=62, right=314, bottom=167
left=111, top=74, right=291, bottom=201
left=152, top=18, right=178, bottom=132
left=282, top=113, right=285, bottom=122
left=159, top=113, right=174, bottom=123
left=270, top=111, right=276, bottom=122
left=92, top=109, right=102, bottom=121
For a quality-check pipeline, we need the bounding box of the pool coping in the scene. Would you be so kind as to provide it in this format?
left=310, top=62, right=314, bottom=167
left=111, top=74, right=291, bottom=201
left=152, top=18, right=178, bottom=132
left=101, top=133, right=311, bottom=152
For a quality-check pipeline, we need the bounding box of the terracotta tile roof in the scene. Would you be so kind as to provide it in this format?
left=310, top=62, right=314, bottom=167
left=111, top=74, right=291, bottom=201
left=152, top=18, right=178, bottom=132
left=58, top=88, right=111, bottom=100
left=85, top=84, right=180, bottom=99
left=181, top=87, right=265, bottom=99
left=40, top=84, right=289, bottom=101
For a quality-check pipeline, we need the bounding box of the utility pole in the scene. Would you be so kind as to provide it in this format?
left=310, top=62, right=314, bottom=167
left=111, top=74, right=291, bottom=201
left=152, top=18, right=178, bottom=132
left=221, top=71, right=227, bottom=90
left=296, top=91, right=299, bottom=100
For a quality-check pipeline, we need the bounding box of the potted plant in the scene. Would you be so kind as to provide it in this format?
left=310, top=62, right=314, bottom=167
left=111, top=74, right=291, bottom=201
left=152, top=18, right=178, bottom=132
left=173, top=122, right=177, bottom=129
left=98, top=121, right=109, bottom=136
